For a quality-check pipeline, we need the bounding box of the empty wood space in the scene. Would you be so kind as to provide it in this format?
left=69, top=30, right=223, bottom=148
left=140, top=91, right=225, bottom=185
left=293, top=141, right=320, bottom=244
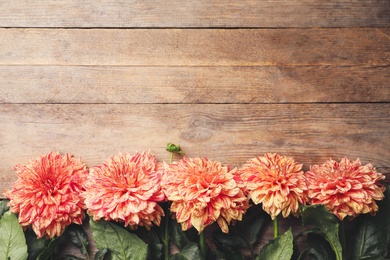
left=1, top=28, right=389, bottom=66
left=0, top=1, right=389, bottom=28
left=0, top=0, right=389, bottom=258
left=1, top=66, right=389, bottom=104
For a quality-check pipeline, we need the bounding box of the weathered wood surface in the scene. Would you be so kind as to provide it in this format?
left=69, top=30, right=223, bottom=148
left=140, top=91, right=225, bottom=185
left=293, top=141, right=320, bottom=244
left=1, top=66, right=389, bottom=104
left=0, top=0, right=389, bottom=28
left=1, top=28, right=389, bottom=66
left=1, top=103, right=389, bottom=194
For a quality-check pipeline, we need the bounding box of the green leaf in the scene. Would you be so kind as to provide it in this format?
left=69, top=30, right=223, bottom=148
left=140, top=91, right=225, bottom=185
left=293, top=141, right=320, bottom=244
left=62, top=255, right=85, bottom=260
left=257, top=228, right=293, bottom=260
left=247, top=214, right=267, bottom=245
left=36, top=237, right=60, bottom=260
left=358, top=257, right=389, bottom=260
left=301, top=205, right=343, bottom=260
left=350, top=184, right=390, bottom=259
left=169, top=243, right=202, bottom=260
left=90, top=219, right=148, bottom=260
left=94, top=248, right=109, bottom=260
left=214, top=237, right=245, bottom=260
left=25, top=228, right=50, bottom=260
left=0, top=200, right=9, bottom=219
left=305, top=233, right=336, bottom=260
left=215, top=232, right=247, bottom=248
left=132, top=225, right=162, bottom=244
left=148, top=242, right=163, bottom=260
left=132, top=225, right=163, bottom=260
left=171, top=220, right=191, bottom=250
left=66, top=224, right=89, bottom=256
left=0, top=211, right=28, bottom=260
left=214, top=205, right=268, bottom=260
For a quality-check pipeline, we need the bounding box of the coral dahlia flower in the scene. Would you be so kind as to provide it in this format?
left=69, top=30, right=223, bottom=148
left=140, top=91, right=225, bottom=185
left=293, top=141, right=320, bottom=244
left=238, top=153, right=308, bottom=220
left=306, top=158, right=385, bottom=220
left=5, top=152, right=88, bottom=238
left=82, top=152, right=165, bottom=229
left=162, top=157, right=250, bottom=234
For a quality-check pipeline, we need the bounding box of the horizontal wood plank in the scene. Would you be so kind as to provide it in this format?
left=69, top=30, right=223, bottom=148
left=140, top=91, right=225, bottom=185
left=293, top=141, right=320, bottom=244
left=1, top=28, right=389, bottom=66
left=1, top=103, right=389, bottom=196
left=0, top=1, right=389, bottom=28
left=1, top=66, right=389, bottom=103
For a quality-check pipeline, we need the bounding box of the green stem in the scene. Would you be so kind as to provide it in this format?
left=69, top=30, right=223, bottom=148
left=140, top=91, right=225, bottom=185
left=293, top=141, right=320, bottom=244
left=164, top=208, right=169, bottom=260
left=273, top=216, right=279, bottom=238
left=339, top=220, right=347, bottom=260
left=199, top=231, right=207, bottom=259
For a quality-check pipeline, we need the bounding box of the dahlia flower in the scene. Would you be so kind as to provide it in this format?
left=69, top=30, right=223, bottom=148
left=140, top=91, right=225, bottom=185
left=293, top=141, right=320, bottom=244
left=82, top=152, right=165, bottom=229
left=238, top=153, right=308, bottom=220
left=5, top=152, right=88, bottom=238
left=161, top=157, right=250, bottom=234
left=306, top=158, right=385, bottom=220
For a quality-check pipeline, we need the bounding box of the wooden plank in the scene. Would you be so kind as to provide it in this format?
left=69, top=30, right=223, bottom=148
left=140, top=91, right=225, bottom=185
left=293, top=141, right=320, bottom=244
left=1, top=66, right=389, bottom=104
left=1, top=103, right=389, bottom=196
left=1, top=28, right=389, bottom=66
left=0, top=1, right=389, bottom=28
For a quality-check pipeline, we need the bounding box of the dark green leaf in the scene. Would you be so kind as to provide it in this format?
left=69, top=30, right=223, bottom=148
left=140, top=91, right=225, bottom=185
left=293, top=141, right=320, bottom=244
left=66, top=224, right=89, bottom=256
left=0, top=211, right=28, bottom=260
left=350, top=184, right=390, bottom=259
left=148, top=242, right=163, bottom=260
left=131, top=222, right=161, bottom=243
left=90, top=219, right=148, bottom=260
left=214, top=206, right=268, bottom=260
left=305, top=233, right=336, bottom=260
left=257, top=228, right=293, bottom=260
left=215, top=233, right=247, bottom=248
left=358, top=257, right=388, bottom=260
left=94, top=248, right=109, bottom=260
left=171, top=220, right=190, bottom=250
left=131, top=225, right=163, bottom=259
left=301, top=205, right=343, bottom=260
left=0, top=200, right=9, bottom=219
left=25, top=228, right=50, bottom=260
left=296, top=227, right=323, bottom=237
left=36, top=237, right=60, bottom=260
left=248, top=214, right=267, bottom=245
left=62, top=255, right=85, bottom=260
left=296, top=248, right=310, bottom=260
left=169, top=243, right=202, bottom=260
left=214, top=237, right=245, bottom=260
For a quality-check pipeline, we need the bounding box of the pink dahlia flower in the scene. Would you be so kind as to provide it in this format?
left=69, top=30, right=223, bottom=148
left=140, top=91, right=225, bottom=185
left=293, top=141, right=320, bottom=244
left=82, top=152, right=165, bottom=229
left=238, top=153, right=308, bottom=220
left=5, top=152, right=88, bottom=238
left=162, top=157, right=250, bottom=234
left=306, top=158, right=385, bottom=220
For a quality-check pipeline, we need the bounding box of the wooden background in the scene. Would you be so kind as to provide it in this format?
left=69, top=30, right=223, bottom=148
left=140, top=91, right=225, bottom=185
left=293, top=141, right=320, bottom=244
left=0, top=0, right=389, bottom=257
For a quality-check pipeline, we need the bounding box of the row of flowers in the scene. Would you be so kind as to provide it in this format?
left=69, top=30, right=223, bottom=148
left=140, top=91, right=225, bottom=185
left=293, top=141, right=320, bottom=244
left=1, top=144, right=388, bottom=259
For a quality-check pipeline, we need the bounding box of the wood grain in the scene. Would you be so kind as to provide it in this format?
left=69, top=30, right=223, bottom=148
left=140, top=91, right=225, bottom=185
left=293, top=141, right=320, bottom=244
left=1, top=66, right=389, bottom=104
left=1, top=103, right=389, bottom=196
left=1, top=28, right=389, bottom=66
left=0, top=1, right=389, bottom=28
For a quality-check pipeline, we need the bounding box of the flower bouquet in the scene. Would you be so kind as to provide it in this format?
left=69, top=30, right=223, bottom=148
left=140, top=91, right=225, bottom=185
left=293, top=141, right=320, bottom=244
left=1, top=144, right=389, bottom=260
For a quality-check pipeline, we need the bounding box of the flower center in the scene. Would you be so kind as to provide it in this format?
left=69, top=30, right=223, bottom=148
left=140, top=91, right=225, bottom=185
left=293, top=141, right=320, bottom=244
left=42, top=178, right=58, bottom=194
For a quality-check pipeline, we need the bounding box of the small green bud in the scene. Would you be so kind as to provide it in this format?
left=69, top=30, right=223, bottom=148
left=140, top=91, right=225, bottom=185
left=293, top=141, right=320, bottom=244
left=165, top=143, right=184, bottom=154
